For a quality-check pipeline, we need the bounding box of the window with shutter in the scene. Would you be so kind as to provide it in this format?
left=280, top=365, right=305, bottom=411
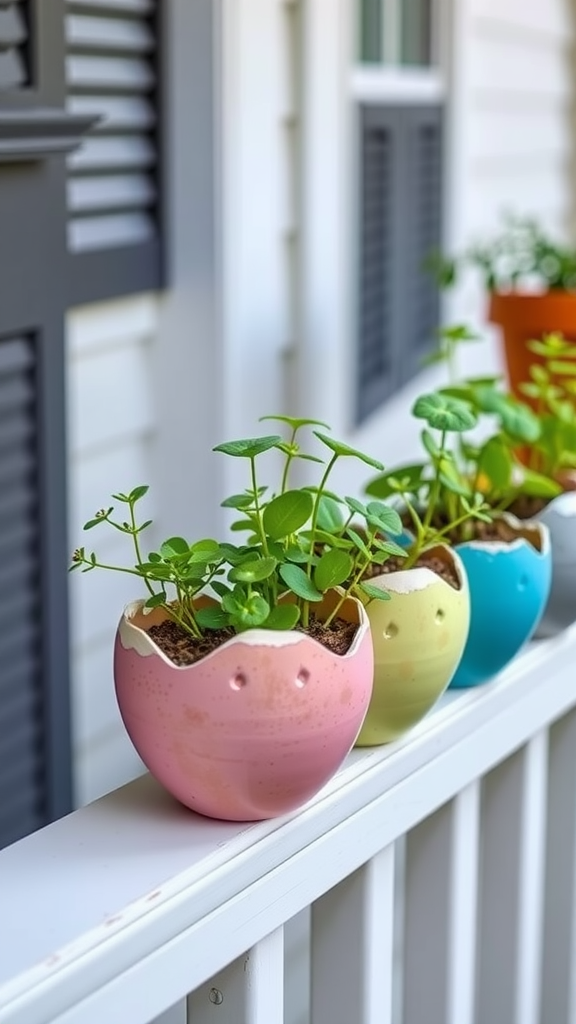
left=0, top=336, right=47, bottom=849
left=65, top=0, right=163, bottom=305
left=357, top=107, right=397, bottom=421
left=0, top=0, right=30, bottom=91
left=356, top=103, right=443, bottom=423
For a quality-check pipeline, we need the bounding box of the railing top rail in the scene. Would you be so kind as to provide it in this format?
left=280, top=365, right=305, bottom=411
left=1, top=624, right=575, bottom=1024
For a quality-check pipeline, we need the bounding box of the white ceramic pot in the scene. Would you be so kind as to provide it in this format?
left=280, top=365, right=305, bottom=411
left=536, top=492, right=576, bottom=636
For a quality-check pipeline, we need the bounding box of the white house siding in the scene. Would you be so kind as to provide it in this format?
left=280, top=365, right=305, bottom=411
left=67, top=296, right=160, bottom=806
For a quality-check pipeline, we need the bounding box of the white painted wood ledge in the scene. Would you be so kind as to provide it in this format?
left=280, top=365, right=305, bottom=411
left=1, top=623, right=576, bottom=1024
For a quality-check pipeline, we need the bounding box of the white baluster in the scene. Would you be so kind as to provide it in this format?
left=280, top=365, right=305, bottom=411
left=476, top=732, right=548, bottom=1024
left=403, top=782, right=480, bottom=1024
left=311, top=845, right=396, bottom=1024
left=187, top=927, right=284, bottom=1024
left=541, top=708, right=576, bottom=1024
left=152, top=1002, right=187, bottom=1024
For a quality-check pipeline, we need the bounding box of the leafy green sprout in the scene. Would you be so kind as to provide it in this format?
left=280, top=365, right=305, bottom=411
left=419, top=320, right=564, bottom=508
left=70, top=418, right=406, bottom=641
left=518, top=333, right=576, bottom=481
left=365, top=392, right=496, bottom=562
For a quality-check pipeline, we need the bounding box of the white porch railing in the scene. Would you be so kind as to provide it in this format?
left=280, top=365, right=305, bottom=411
left=2, top=624, right=576, bottom=1024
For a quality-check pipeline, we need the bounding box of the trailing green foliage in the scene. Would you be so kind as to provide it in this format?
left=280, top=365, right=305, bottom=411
left=71, top=416, right=405, bottom=638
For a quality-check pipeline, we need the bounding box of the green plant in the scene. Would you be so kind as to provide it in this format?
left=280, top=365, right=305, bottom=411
left=423, top=323, right=563, bottom=510
left=70, top=416, right=407, bottom=639
left=428, top=214, right=576, bottom=293
left=519, top=333, right=576, bottom=481
left=365, top=391, right=494, bottom=563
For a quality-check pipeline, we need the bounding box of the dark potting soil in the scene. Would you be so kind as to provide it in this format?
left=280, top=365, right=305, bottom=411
left=363, top=551, right=461, bottom=590
left=148, top=614, right=357, bottom=667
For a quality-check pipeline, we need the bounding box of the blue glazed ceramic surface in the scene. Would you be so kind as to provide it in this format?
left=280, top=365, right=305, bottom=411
left=450, top=520, right=552, bottom=689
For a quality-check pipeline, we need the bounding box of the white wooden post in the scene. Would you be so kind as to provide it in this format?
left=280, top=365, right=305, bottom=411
left=187, top=928, right=284, bottom=1024
left=476, top=732, right=548, bottom=1024
left=310, top=845, right=396, bottom=1024
left=541, top=707, right=576, bottom=1024
left=403, top=782, right=480, bottom=1024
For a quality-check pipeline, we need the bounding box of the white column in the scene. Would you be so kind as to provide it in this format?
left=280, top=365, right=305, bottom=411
left=311, top=845, right=396, bottom=1024
left=403, top=782, right=480, bottom=1024
left=187, top=928, right=284, bottom=1024
left=541, top=708, right=576, bottom=1024
left=476, top=732, right=548, bottom=1024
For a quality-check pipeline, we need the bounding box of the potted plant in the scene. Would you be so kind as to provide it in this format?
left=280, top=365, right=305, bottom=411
left=348, top=392, right=477, bottom=743
left=366, top=387, right=552, bottom=695
left=500, top=334, right=576, bottom=635
left=431, top=215, right=576, bottom=401
left=70, top=417, right=402, bottom=822
left=435, top=325, right=575, bottom=638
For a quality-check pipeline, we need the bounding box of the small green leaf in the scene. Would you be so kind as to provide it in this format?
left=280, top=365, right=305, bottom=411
left=189, top=539, right=221, bottom=561
left=160, top=537, right=190, bottom=558
left=211, top=580, right=232, bottom=598
left=129, top=485, right=149, bottom=502
left=279, top=563, right=323, bottom=601
left=479, top=436, right=513, bottom=490
left=345, top=496, right=367, bottom=517
left=231, top=594, right=271, bottom=629
left=345, top=528, right=371, bottom=558
left=144, top=592, right=166, bottom=610
left=213, top=435, right=282, bottom=459
left=262, top=489, right=313, bottom=539
left=413, top=392, right=477, bottom=433
left=359, top=581, right=392, bottom=601
left=220, top=493, right=255, bottom=510
left=195, top=606, right=230, bottom=630
left=366, top=501, right=403, bottom=536
left=264, top=604, right=301, bottom=630
left=260, top=414, right=331, bottom=431
left=316, top=494, right=345, bottom=532
left=285, top=544, right=310, bottom=563
left=421, top=429, right=440, bottom=459
left=228, top=556, right=277, bottom=583
left=314, top=432, right=385, bottom=471
left=314, top=549, right=354, bottom=591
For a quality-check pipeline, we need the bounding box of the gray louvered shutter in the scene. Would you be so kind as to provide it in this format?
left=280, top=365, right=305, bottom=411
left=0, top=0, right=29, bottom=91
left=357, top=107, right=400, bottom=422
left=400, top=104, right=443, bottom=382
left=0, top=337, right=47, bottom=848
left=356, top=103, right=443, bottom=424
left=65, top=0, right=163, bottom=305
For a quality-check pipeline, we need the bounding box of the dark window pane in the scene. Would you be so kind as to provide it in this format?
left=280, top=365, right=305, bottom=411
left=360, top=0, right=383, bottom=63
left=401, top=0, right=432, bottom=66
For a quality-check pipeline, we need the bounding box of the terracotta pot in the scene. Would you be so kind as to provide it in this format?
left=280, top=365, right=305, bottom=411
left=114, top=592, right=373, bottom=821
left=355, top=545, right=470, bottom=746
left=488, top=291, right=576, bottom=404
left=535, top=492, right=576, bottom=636
left=450, top=516, right=552, bottom=688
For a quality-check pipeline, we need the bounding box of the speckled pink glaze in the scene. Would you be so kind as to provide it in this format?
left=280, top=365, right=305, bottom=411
left=113, top=596, right=373, bottom=821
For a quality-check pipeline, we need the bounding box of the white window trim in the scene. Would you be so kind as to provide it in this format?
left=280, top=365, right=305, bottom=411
left=351, top=66, right=445, bottom=104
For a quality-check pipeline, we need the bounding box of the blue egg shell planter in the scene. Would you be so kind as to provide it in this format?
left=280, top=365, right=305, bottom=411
left=449, top=517, right=552, bottom=689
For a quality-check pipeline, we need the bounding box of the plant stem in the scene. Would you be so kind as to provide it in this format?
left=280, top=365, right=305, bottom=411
left=280, top=428, right=297, bottom=494
left=250, top=456, right=270, bottom=556
left=128, top=498, right=155, bottom=596
left=421, top=430, right=446, bottom=535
